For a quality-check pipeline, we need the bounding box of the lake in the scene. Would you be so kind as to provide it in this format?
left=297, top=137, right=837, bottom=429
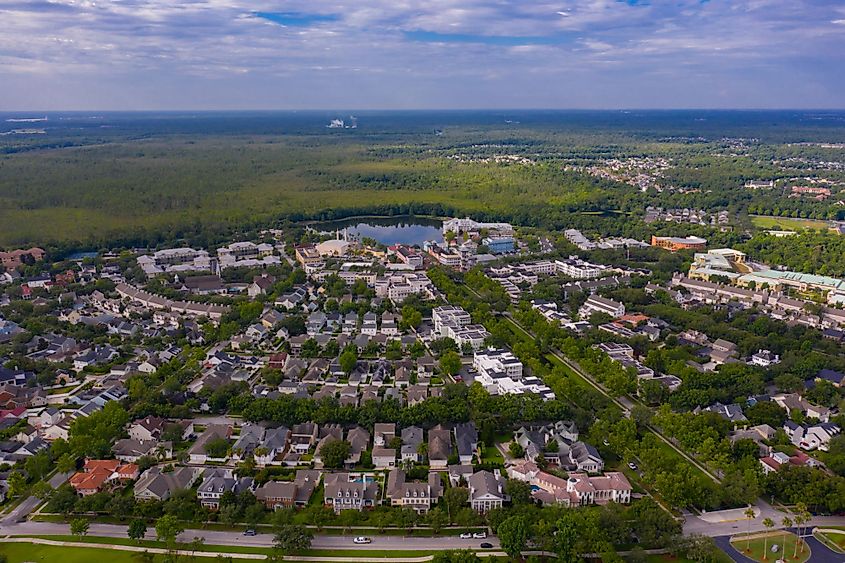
left=313, top=216, right=443, bottom=246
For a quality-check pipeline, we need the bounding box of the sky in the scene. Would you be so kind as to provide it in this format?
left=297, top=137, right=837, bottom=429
left=1, top=0, right=844, bottom=110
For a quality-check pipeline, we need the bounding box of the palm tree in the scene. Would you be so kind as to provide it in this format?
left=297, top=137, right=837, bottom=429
left=781, top=516, right=793, bottom=556
left=744, top=507, right=756, bottom=552
left=800, top=508, right=812, bottom=554
left=762, top=517, right=774, bottom=560
left=792, top=513, right=804, bottom=559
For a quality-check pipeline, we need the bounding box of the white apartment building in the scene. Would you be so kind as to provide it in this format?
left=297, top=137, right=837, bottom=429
left=433, top=305, right=472, bottom=336
left=579, top=295, right=625, bottom=319
left=555, top=257, right=605, bottom=279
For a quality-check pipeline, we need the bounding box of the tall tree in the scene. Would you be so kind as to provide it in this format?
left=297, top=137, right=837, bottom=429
left=497, top=515, right=529, bottom=559
left=128, top=519, right=148, bottom=543
left=70, top=518, right=89, bottom=538
left=743, top=507, right=756, bottom=552
left=273, top=524, right=313, bottom=554
left=762, top=517, right=774, bottom=560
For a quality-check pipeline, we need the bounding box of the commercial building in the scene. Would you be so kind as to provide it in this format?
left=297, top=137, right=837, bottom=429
left=651, top=235, right=707, bottom=251
left=482, top=236, right=515, bottom=254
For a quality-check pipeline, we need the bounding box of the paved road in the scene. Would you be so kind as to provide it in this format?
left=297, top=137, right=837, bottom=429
left=684, top=499, right=845, bottom=538
left=0, top=520, right=499, bottom=551
left=1, top=471, right=71, bottom=525
left=714, top=529, right=844, bottom=563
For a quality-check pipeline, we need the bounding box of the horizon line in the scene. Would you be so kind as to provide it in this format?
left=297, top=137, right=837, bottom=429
left=2, top=107, right=845, bottom=113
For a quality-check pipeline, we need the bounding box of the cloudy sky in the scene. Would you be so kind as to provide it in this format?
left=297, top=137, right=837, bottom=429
left=2, top=0, right=844, bottom=110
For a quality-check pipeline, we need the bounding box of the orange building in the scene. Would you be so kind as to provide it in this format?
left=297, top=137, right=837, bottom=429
left=651, top=235, right=707, bottom=252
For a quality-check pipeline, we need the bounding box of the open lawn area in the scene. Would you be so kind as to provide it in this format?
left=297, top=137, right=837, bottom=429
left=0, top=542, right=158, bottom=563
left=750, top=215, right=830, bottom=231
left=730, top=531, right=811, bottom=563
left=479, top=444, right=505, bottom=464
left=814, top=529, right=845, bottom=553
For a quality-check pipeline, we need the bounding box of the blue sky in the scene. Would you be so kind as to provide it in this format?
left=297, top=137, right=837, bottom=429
left=1, top=0, right=844, bottom=110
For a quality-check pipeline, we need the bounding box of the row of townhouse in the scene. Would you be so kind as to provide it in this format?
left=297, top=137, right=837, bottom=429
left=115, top=283, right=230, bottom=323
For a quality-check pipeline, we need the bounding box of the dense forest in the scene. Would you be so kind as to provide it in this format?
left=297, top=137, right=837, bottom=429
left=1, top=110, right=844, bottom=264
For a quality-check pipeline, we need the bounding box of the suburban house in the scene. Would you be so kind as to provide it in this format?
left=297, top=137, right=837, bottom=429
left=255, top=426, right=290, bottom=467
left=323, top=473, right=379, bottom=513
left=372, top=446, right=397, bottom=469
left=128, top=416, right=167, bottom=441
left=254, top=469, right=321, bottom=510
left=187, top=424, right=232, bottom=464
left=196, top=468, right=254, bottom=510
left=385, top=469, right=443, bottom=514
left=453, top=422, right=478, bottom=464
left=427, top=425, right=452, bottom=469
left=69, top=459, right=139, bottom=496
left=134, top=466, right=202, bottom=502
left=467, top=470, right=508, bottom=513
left=507, top=461, right=632, bottom=507
left=401, top=426, right=424, bottom=463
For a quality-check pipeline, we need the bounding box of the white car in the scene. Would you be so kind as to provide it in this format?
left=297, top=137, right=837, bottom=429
left=353, top=537, right=372, bottom=544
left=472, top=532, right=487, bottom=539
left=628, top=462, right=638, bottom=471
left=459, top=533, right=472, bottom=539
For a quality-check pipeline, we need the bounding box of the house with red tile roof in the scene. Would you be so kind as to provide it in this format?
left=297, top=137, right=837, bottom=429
left=69, top=459, right=139, bottom=496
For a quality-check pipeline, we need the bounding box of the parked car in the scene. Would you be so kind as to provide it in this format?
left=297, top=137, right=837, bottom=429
left=480, top=542, right=493, bottom=549
left=459, top=532, right=472, bottom=539
left=353, top=537, right=372, bottom=544
left=628, top=462, right=638, bottom=471
left=473, top=531, right=487, bottom=539
left=243, top=529, right=257, bottom=536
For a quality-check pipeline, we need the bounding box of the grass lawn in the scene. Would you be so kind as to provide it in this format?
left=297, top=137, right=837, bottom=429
left=0, top=542, right=162, bottom=563
left=0, top=541, right=455, bottom=562
left=750, top=215, right=829, bottom=231
left=730, top=531, right=811, bottom=562
left=814, top=530, right=845, bottom=553
left=16, top=535, right=273, bottom=555
left=480, top=444, right=505, bottom=464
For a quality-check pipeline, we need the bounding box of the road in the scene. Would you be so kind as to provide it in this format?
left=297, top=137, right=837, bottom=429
left=0, top=520, right=499, bottom=551
left=1, top=471, right=71, bottom=525
left=684, top=499, right=845, bottom=538
left=713, top=528, right=844, bottom=563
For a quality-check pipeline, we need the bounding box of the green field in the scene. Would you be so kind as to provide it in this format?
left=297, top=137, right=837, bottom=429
left=729, top=532, right=810, bottom=563
left=0, top=542, right=161, bottom=563
left=749, top=215, right=830, bottom=231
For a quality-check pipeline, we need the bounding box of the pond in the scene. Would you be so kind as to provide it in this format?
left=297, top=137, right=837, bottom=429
left=312, top=216, right=443, bottom=246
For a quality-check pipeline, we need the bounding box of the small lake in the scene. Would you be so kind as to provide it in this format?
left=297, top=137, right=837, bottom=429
left=313, top=216, right=443, bottom=246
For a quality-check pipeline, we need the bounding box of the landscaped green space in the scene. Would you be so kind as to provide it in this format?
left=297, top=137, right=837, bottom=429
left=730, top=532, right=811, bottom=563
left=814, top=529, right=845, bottom=552
left=19, top=534, right=273, bottom=555
left=0, top=542, right=160, bottom=563
left=749, top=215, right=830, bottom=231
